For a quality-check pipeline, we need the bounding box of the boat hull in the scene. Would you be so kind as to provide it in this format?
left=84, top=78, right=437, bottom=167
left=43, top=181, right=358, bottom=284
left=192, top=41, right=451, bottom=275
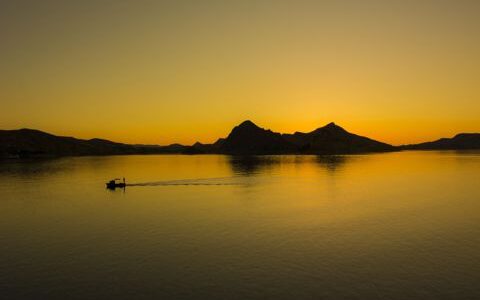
left=106, top=183, right=126, bottom=189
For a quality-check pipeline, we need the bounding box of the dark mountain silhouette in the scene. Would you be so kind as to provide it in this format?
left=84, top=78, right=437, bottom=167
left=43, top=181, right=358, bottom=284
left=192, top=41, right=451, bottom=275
left=1, top=122, right=478, bottom=158
left=215, top=121, right=393, bottom=154
left=282, top=122, right=394, bottom=154
left=402, top=133, right=480, bottom=150
left=183, top=142, right=213, bottom=154
left=219, top=120, right=296, bottom=154
left=0, top=128, right=185, bottom=158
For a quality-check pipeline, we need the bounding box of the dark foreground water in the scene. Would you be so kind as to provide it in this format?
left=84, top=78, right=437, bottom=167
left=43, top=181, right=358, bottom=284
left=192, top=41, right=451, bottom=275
left=0, top=152, right=479, bottom=299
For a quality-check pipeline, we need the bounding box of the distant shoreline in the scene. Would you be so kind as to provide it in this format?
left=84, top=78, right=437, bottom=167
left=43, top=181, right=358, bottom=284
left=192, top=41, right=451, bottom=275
left=1, top=121, right=479, bottom=158
left=3, top=149, right=480, bottom=160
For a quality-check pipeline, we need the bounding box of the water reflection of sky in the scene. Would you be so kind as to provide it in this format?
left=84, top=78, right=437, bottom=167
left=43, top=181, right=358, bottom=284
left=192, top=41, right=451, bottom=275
left=1, top=152, right=480, bottom=299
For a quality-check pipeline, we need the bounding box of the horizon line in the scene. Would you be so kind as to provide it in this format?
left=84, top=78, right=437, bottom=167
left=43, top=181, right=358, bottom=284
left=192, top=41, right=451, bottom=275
left=2, top=120, right=478, bottom=147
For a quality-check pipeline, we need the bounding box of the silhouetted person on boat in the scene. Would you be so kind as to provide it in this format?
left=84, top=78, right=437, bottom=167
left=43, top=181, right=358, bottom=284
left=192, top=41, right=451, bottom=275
left=106, top=178, right=126, bottom=189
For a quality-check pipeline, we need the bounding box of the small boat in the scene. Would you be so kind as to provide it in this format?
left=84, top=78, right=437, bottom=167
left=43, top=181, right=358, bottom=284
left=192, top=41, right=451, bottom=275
left=106, top=178, right=126, bottom=189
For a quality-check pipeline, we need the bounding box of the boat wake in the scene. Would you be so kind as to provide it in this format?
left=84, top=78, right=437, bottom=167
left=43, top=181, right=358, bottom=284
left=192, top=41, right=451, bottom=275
left=126, top=177, right=243, bottom=187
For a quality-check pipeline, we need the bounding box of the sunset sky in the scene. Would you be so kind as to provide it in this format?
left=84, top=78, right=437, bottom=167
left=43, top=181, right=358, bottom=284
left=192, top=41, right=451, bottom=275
left=1, top=0, right=479, bottom=145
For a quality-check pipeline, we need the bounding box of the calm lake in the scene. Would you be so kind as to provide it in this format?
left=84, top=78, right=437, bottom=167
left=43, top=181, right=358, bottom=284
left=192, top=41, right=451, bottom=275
left=1, top=151, right=479, bottom=299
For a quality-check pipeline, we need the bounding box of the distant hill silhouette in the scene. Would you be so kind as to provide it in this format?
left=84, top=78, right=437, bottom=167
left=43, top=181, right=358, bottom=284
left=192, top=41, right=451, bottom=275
left=1, top=122, right=478, bottom=158
left=0, top=129, right=184, bottom=158
left=282, top=122, right=394, bottom=154
left=211, top=121, right=393, bottom=154
left=402, top=133, right=480, bottom=150
left=219, top=120, right=296, bottom=154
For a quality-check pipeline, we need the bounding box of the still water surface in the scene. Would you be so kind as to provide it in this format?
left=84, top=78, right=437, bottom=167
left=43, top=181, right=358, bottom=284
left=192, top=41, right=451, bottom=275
left=1, top=152, right=479, bottom=299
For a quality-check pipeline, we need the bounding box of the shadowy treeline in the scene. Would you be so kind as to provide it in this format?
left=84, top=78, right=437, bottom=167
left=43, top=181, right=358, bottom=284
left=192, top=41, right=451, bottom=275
left=1, top=121, right=479, bottom=158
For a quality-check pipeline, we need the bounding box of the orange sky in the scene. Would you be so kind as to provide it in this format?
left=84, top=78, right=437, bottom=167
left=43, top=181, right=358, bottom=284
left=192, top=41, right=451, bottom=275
left=1, top=0, right=479, bottom=146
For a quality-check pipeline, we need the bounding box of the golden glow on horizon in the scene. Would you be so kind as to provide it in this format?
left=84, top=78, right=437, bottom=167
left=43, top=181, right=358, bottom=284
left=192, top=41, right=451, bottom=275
left=1, top=1, right=479, bottom=145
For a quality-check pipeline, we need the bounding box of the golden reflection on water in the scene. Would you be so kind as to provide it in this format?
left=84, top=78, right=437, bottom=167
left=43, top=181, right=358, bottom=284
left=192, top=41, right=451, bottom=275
left=0, top=151, right=479, bottom=299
